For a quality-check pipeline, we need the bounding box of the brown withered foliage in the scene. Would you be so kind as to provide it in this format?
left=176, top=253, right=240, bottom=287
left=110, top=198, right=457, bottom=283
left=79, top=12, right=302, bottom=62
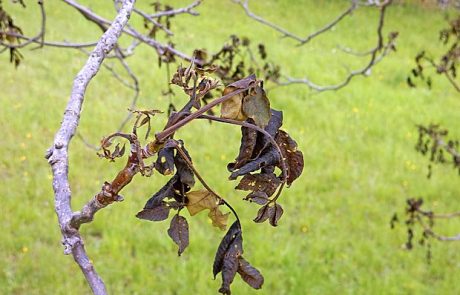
left=0, top=1, right=24, bottom=67
left=95, top=62, right=304, bottom=294
left=407, top=16, right=460, bottom=91
left=393, top=15, right=460, bottom=262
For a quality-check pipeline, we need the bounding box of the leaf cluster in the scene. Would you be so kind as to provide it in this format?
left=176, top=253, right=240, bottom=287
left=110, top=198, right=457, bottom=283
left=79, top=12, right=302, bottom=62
left=96, top=63, right=303, bottom=293
left=0, top=1, right=24, bottom=67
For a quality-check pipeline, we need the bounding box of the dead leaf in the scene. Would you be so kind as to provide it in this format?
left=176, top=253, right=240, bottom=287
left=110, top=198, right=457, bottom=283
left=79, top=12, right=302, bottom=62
left=268, top=203, right=284, bottom=227
left=186, top=189, right=228, bottom=230
left=155, top=145, right=175, bottom=175
left=275, top=130, right=304, bottom=186
left=213, top=221, right=241, bottom=278
left=237, top=257, right=264, bottom=289
left=167, top=215, right=189, bottom=256
left=209, top=208, right=230, bottom=231
left=253, top=205, right=270, bottom=223
left=136, top=202, right=170, bottom=221
left=220, top=86, right=247, bottom=121
left=186, top=189, right=219, bottom=215
left=227, top=123, right=258, bottom=172
left=220, top=74, right=257, bottom=121
left=235, top=173, right=281, bottom=197
left=242, top=85, right=271, bottom=128
left=243, top=191, right=269, bottom=205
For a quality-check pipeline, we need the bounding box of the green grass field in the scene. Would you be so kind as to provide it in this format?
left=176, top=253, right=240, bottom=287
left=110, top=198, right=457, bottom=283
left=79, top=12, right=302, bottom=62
left=1, top=1, right=459, bottom=294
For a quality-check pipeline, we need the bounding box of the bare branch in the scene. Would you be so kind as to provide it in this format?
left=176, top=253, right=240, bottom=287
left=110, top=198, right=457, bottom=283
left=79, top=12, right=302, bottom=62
left=280, top=0, right=395, bottom=91
left=45, top=1, right=136, bottom=294
left=234, top=0, right=358, bottom=45
left=150, top=0, right=202, bottom=18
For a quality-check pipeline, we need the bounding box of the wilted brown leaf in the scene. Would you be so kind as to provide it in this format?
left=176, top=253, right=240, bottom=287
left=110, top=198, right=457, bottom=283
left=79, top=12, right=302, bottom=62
left=136, top=202, right=170, bottom=221
left=213, top=221, right=241, bottom=278
left=220, top=74, right=257, bottom=121
left=167, top=215, right=189, bottom=256
left=235, top=173, right=281, bottom=197
left=237, top=257, right=264, bottom=289
left=268, top=203, right=284, bottom=227
left=227, top=124, right=258, bottom=172
left=243, top=191, right=269, bottom=205
left=275, top=129, right=304, bottom=186
left=174, top=142, right=195, bottom=187
left=155, top=145, right=175, bottom=175
left=253, top=205, right=270, bottom=223
left=220, top=86, right=247, bottom=121
left=186, top=189, right=228, bottom=230
left=209, top=208, right=230, bottom=231
left=186, top=189, right=219, bottom=215
left=219, top=229, right=243, bottom=295
left=242, top=85, right=271, bottom=128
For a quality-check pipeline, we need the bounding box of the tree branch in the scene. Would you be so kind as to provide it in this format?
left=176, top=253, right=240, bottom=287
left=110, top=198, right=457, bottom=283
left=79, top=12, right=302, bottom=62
left=234, top=0, right=358, bottom=45
left=45, top=1, right=136, bottom=294
left=280, top=0, right=395, bottom=91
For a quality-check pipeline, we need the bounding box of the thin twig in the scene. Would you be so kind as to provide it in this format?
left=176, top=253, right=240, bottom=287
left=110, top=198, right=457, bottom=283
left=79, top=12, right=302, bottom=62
left=234, top=0, right=358, bottom=45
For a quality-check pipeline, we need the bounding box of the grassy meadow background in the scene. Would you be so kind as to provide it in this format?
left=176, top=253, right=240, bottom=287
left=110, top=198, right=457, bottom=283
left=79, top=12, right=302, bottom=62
left=1, top=0, right=459, bottom=294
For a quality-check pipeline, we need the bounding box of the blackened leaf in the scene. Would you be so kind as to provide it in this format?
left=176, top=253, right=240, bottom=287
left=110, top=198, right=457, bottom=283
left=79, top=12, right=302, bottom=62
left=268, top=203, right=284, bottom=227
left=235, top=173, right=281, bottom=197
left=227, top=124, right=258, bottom=172
left=237, top=257, right=264, bottom=289
left=242, top=85, right=271, bottom=128
left=252, top=109, right=283, bottom=157
left=167, top=215, right=189, bottom=256
left=229, top=149, right=280, bottom=179
left=219, top=231, right=243, bottom=295
left=136, top=202, right=170, bottom=221
left=243, top=191, right=269, bottom=205
left=144, top=175, right=178, bottom=208
left=253, top=205, right=270, bottom=223
left=174, top=142, right=195, bottom=187
left=213, top=221, right=241, bottom=278
left=275, top=129, right=304, bottom=186
left=155, top=146, right=175, bottom=175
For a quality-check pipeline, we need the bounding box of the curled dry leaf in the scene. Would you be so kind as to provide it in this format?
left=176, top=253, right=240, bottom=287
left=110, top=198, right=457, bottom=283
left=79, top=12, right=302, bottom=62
left=268, top=203, right=284, bottom=227
left=235, top=172, right=281, bottom=197
left=229, top=150, right=280, bottom=180
left=220, top=74, right=256, bottom=121
left=227, top=122, right=258, bottom=171
left=227, top=109, right=283, bottom=179
left=220, top=86, right=247, bottom=121
left=253, top=203, right=283, bottom=226
left=209, top=208, right=230, bottom=231
left=213, top=221, right=241, bottom=278
left=167, top=215, right=189, bottom=256
left=155, top=145, right=175, bottom=175
left=243, top=191, right=269, bottom=205
left=186, top=189, right=228, bottom=230
left=174, top=142, right=195, bottom=187
left=253, top=205, right=270, bottom=223
left=237, top=257, right=264, bottom=289
left=241, top=85, right=271, bottom=128
left=275, top=130, right=304, bottom=186
left=136, top=202, right=170, bottom=221
left=216, top=222, right=244, bottom=295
